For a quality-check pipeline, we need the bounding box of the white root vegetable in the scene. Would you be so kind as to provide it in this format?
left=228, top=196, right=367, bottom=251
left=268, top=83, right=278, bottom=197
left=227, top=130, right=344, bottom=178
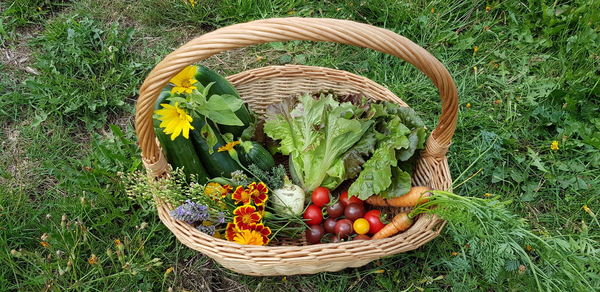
left=271, top=176, right=305, bottom=216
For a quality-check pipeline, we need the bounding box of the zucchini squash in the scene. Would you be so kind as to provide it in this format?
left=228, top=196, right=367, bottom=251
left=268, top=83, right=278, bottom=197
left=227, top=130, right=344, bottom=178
left=190, top=115, right=243, bottom=178
left=195, top=65, right=254, bottom=138
left=239, top=141, right=275, bottom=171
left=153, top=90, right=209, bottom=183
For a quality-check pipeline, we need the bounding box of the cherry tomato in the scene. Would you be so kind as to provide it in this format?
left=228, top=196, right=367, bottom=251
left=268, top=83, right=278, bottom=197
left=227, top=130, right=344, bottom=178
left=364, top=210, right=386, bottom=235
left=344, top=203, right=365, bottom=221
left=353, top=218, right=370, bottom=235
left=339, top=191, right=363, bottom=207
left=334, top=218, right=353, bottom=238
left=311, top=187, right=331, bottom=207
left=305, top=224, right=325, bottom=244
left=323, top=217, right=337, bottom=234
left=303, top=204, right=323, bottom=225
left=353, top=234, right=371, bottom=240
left=326, top=201, right=344, bottom=218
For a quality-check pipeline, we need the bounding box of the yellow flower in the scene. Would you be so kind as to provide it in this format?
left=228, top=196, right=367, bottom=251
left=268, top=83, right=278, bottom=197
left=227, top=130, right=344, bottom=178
left=582, top=205, right=592, bottom=214
left=169, top=65, right=198, bottom=94
left=88, top=254, right=98, bottom=265
left=484, top=193, right=493, bottom=197
left=155, top=102, right=195, bottom=140
left=233, top=229, right=265, bottom=245
left=40, top=241, right=50, bottom=248
left=466, top=103, right=472, bottom=108
left=217, top=140, right=241, bottom=152
left=550, top=141, right=559, bottom=151
left=485, top=5, right=491, bottom=12
left=473, top=46, right=479, bottom=53
left=165, top=267, right=174, bottom=275
left=431, top=8, right=435, bottom=13
left=187, top=0, right=196, bottom=7
left=473, top=66, right=478, bottom=73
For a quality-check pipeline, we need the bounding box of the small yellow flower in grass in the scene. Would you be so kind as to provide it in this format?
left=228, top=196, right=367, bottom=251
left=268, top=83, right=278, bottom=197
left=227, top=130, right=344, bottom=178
left=218, top=140, right=241, bottom=152
left=473, top=66, right=478, bottom=73
left=373, top=269, right=386, bottom=274
left=485, top=5, right=491, bottom=12
left=473, top=46, right=479, bottom=53
left=155, top=102, right=195, bottom=140
left=451, top=252, right=459, bottom=256
left=582, top=205, right=592, bottom=215
left=40, top=241, right=50, bottom=248
left=484, top=193, right=493, bottom=197
left=88, top=254, right=98, bottom=265
left=550, top=141, right=559, bottom=151
left=114, top=239, right=122, bottom=246
left=431, top=8, right=435, bottom=14
left=170, top=65, right=198, bottom=94
left=466, top=103, right=472, bottom=108
left=187, top=0, right=196, bottom=7
left=165, top=267, right=174, bottom=276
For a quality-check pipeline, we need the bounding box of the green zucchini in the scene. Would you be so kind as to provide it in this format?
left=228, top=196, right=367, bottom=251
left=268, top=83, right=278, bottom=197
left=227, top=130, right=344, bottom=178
left=239, top=141, right=275, bottom=171
left=190, top=115, right=243, bottom=178
left=153, top=90, right=209, bottom=183
left=195, top=65, right=254, bottom=138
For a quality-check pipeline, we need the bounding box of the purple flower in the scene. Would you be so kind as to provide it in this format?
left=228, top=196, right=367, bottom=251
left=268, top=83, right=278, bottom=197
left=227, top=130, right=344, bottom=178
left=216, top=212, right=225, bottom=224
left=170, top=200, right=209, bottom=223
left=196, top=224, right=216, bottom=236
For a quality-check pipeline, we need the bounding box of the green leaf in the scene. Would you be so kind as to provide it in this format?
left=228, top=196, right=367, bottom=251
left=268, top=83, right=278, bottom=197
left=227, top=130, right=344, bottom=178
left=377, top=168, right=412, bottom=198
left=527, top=148, right=548, bottom=172
left=200, top=122, right=217, bottom=154
left=199, top=94, right=244, bottom=126
left=348, top=145, right=397, bottom=200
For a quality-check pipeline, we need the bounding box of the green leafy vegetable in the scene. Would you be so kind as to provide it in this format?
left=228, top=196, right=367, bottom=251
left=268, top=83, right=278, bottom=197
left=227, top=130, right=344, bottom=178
left=349, top=103, right=426, bottom=200
left=264, top=94, right=372, bottom=192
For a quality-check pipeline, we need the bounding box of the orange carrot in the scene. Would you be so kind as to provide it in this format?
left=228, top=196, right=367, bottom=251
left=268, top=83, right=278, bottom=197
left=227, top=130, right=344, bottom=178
left=366, top=186, right=432, bottom=207
left=371, top=212, right=413, bottom=239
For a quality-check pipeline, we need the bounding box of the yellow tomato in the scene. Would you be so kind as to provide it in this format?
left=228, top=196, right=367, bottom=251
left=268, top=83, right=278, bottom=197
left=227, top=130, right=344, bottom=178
left=353, top=218, right=370, bottom=235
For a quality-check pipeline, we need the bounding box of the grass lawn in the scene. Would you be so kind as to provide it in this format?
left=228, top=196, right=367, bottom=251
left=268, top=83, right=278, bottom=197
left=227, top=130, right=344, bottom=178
left=1, top=0, right=599, bottom=290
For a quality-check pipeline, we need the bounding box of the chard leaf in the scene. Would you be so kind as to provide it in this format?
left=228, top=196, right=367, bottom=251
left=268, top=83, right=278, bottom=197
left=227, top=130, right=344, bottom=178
left=377, top=168, right=412, bottom=198
left=348, top=145, right=396, bottom=200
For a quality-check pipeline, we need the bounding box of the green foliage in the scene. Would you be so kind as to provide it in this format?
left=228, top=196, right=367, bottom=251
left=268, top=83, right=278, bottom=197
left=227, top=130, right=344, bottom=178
left=1, top=0, right=599, bottom=290
left=247, top=164, right=286, bottom=190
left=8, top=16, right=145, bottom=127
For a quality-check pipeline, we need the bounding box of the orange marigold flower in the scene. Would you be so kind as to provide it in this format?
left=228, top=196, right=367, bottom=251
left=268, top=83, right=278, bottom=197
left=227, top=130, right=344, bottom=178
left=247, top=182, right=269, bottom=206
left=233, top=205, right=262, bottom=229
left=217, top=140, right=241, bottom=152
left=204, top=182, right=232, bottom=200
left=233, top=229, right=265, bottom=245
left=252, top=223, right=272, bottom=244
left=232, top=182, right=269, bottom=206
left=226, top=223, right=238, bottom=241
left=232, top=186, right=251, bottom=205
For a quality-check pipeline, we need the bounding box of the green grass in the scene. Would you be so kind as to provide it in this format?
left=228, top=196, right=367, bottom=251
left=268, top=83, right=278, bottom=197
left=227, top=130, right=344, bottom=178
left=1, top=0, right=599, bottom=290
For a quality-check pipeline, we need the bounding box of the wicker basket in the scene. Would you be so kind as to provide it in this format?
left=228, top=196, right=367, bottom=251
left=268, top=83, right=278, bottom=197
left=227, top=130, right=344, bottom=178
left=134, top=17, right=458, bottom=276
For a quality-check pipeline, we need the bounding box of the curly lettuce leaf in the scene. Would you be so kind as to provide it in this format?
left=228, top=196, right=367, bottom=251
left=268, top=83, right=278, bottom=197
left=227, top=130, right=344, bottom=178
left=377, top=167, right=412, bottom=199
left=264, top=94, right=372, bottom=192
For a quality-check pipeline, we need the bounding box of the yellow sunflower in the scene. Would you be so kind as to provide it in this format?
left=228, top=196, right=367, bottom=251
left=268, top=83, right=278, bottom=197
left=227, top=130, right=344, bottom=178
left=154, top=102, right=195, bottom=140
left=170, top=65, right=199, bottom=94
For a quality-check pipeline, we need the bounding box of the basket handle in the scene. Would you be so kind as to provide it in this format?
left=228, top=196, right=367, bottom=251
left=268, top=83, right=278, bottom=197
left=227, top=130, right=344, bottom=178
left=136, top=17, right=458, bottom=163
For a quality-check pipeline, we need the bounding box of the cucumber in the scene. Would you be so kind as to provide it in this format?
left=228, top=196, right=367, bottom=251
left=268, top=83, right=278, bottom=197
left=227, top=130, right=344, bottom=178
left=239, top=141, right=275, bottom=171
left=190, top=115, right=243, bottom=178
left=153, top=90, right=209, bottom=184
left=195, top=65, right=254, bottom=138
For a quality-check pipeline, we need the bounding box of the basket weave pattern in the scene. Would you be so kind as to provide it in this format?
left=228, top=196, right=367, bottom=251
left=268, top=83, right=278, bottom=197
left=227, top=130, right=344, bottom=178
left=135, top=18, right=458, bottom=276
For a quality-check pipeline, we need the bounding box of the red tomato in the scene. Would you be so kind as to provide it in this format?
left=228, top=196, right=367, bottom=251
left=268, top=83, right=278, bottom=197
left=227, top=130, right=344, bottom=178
left=303, top=204, right=323, bottom=225
left=311, top=187, right=331, bottom=207
left=339, top=191, right=363, bottom=207
left=305, top=224, right=325, bottom=244
left=334, top=218, right=354, bottom=238
left=364, top=210, right=385, bottom=235
left=353, top=234, right=371, bottom=240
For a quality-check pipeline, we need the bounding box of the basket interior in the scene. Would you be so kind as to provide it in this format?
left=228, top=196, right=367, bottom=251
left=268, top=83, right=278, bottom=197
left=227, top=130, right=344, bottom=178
left=225, top=64, right=427, bottom=246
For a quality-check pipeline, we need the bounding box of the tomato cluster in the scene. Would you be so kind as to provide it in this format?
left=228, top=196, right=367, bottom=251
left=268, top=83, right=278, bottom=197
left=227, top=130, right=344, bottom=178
left=304, top=188, right=386, bottom=244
